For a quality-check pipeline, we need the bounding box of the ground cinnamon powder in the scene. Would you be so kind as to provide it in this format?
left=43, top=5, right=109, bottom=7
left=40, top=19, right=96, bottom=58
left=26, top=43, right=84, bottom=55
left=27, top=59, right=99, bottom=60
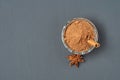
left=64, top=19, right=96, bottom=52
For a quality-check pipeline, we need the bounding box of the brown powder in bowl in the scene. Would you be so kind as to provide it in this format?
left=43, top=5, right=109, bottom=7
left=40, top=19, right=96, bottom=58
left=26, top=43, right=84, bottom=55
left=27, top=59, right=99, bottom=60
left=64, top=19, right=98, bottom=52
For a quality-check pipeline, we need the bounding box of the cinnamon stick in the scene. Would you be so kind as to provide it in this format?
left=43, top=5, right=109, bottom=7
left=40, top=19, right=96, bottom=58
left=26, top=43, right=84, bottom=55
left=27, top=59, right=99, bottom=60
left=87, top=39, right=100, bottom=48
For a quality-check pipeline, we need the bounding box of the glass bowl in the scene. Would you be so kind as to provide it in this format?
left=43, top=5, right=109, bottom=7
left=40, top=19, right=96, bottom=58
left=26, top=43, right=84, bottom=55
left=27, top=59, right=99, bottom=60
left=61, top=18, right=98, bottom=55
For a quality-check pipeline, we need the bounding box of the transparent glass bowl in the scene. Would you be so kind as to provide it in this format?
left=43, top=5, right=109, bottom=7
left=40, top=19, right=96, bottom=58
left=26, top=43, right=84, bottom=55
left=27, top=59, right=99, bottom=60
left=61, top=18, right=98, bottom=55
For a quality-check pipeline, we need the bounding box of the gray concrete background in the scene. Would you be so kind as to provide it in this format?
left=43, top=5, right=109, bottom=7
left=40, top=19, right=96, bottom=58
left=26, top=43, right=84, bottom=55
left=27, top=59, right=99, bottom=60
left=0, top=0, right=120, bottom=80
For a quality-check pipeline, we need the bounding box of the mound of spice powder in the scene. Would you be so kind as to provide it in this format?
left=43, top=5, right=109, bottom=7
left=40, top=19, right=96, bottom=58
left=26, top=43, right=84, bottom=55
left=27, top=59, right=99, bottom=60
left=64, top=19, right=99, bottom=52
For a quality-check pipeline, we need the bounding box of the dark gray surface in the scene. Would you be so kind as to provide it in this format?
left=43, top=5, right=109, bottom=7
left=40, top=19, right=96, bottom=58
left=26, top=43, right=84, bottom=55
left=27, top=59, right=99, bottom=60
left=0, top=0, right=120, bottom=80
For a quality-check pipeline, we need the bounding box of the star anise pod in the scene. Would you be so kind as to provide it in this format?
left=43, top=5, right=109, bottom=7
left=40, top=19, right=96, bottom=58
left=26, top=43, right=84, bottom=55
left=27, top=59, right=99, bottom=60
left=66, top=54, right=84, bottom=68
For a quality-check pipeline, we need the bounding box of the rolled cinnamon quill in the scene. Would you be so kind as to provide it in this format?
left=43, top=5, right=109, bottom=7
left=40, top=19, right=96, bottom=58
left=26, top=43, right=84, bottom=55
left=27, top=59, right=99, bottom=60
left=87, top=39, right=100, bottom=48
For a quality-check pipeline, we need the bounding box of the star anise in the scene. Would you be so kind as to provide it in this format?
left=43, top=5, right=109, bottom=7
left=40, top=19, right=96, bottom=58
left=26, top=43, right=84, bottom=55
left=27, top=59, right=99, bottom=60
left=66, top=54, right=84, bottom=68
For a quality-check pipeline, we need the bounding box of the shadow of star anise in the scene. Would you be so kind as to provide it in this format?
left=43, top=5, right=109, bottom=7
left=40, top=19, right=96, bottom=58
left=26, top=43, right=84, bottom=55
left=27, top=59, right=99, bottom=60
left=67, top=54, right=84, bottom=68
